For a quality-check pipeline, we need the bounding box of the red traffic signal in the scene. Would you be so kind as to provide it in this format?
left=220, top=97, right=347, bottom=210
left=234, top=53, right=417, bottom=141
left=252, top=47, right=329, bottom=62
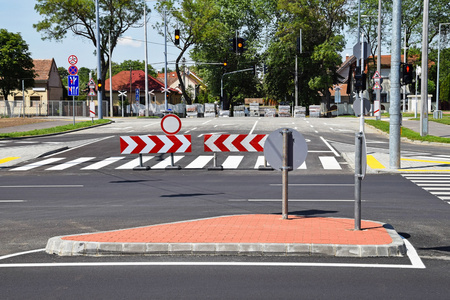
left=401, top=63, right=414, bottom=85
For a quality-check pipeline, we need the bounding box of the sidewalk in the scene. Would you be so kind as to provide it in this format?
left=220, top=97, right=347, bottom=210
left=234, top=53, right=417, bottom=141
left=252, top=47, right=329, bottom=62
left=46, top=214, right=406, bottom=257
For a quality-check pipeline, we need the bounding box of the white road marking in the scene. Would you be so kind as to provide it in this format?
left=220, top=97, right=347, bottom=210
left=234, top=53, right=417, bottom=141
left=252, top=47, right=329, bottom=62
left=143, top=123, right=159, bottom=128
left=242, top=199, right=359, bottom=202
left=0, top=185, right=83, bottom=188
left=0, top=200, right=26, bottom=203
left=298, top=161, right=306, bottom=169
left=185, top=155, right=213, bottom=169
left=81, top=157, right=125, bottom=170
left=254, top=156, right=267, bottom=169
left=202, top=120, right=213, bottom=125
left=10, top=158, right=65, bottom=171
left=151, top=156, right=184, bottom=169
left=115, top=156, right=154, bottom=169
left=0, top=239, right=425, bottom=269
left=222, top=156, right=244, bottom=169
left=320, top=136, right=340, bottom=157
left=249, top=120, right=259, bottom=135
left=319, top=156, right=342, bottom=170
left=46, top=157, right=95, bottom=170
left=270, top=184, right=353, bottom=187
left=44, top=136, right=114, bottom=157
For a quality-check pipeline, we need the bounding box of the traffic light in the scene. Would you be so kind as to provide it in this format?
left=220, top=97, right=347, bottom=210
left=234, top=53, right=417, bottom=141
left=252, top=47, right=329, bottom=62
left=237, top=37, right=246, bottom=54
left=263, top=64, right=268, bottom=74
left=229, top=38, right=236, bottom=52
left=223, top=58, right=227, bottom=67
left=401, top=63, right=414, bottom=85
left=97, top=79, right=102, bottom=92
left=252, top=65, right=256, bottom=75
left=354, top=67, right=366, bottom=91
left=174, top=29, right=180, bottom=45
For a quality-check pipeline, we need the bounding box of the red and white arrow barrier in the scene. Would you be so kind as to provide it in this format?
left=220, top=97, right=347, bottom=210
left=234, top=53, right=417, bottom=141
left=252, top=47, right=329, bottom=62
left=120, top=135, right=191, bottom=154
left=204, top=134, right=267, bottom=152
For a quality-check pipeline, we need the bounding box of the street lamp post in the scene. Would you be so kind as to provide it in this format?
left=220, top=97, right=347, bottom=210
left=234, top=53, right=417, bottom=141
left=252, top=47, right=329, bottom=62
left=435, top=23, right=450, bottom=119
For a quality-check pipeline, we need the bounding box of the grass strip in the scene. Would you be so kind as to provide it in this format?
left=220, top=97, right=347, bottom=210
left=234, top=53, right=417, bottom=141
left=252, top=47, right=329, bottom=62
left=0, top=119, right=111, bottom=138
left=365, top=119, right=450, bottom=144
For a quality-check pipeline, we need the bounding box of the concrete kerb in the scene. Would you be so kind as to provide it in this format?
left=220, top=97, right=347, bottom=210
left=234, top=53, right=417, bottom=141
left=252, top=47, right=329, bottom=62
left=44, top=217, right=406, bottom=258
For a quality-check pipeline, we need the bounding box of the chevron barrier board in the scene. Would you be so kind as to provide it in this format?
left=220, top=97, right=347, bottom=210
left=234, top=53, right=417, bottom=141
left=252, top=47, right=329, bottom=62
left=204, top=134, right=267, bottom=152
left=120, top=135, right=191, bottom=154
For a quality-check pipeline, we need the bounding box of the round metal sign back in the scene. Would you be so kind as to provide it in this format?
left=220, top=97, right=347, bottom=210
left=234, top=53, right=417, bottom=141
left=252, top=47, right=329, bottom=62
left=161, top=114, right=182, bottom=135
left=264, top=128, right=308, bottom=171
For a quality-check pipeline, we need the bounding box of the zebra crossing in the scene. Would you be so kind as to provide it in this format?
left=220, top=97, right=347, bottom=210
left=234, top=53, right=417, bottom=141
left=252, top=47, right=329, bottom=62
left=402, top=174, right=450, bottom=205
left=3, top=154, right=346, bottom=172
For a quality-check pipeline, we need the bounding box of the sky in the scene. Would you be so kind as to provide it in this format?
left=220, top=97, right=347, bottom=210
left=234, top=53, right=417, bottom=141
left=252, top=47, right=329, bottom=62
left=1, top=1, right=359, bottom=74
left=0, top=0, right=180, bottom=73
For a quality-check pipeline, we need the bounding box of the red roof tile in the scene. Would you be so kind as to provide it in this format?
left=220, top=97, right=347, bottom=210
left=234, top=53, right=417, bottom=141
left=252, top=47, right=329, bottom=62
left=105, top=70, right=179, bottom=93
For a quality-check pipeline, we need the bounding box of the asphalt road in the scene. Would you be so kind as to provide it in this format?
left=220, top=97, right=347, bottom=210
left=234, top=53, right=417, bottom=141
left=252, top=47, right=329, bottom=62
left=0, top=117, right=449, bottom=298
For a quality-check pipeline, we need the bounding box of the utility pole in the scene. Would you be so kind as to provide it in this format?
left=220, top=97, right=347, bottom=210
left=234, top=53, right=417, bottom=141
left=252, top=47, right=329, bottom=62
left=420, top=0, right=429, bottom=136
left=95, top=0, right=102, bottom=119
left=144, top=5, right=149, bottom=117
left=375, top=0, right=382, bottom=120
left=389, top=0, right=401, bottom=169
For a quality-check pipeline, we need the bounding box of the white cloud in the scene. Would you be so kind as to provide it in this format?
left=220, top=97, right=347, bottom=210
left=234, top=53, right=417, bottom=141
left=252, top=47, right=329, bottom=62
left=118, top=36, right=142, bottom=48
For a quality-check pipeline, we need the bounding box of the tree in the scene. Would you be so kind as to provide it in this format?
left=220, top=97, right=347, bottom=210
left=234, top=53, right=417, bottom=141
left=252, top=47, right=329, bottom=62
left=34, top=0, right=148, bottom=98
left=265, top=0, right=347, bottom=111
left=0, top=29, right=35, bottom=101
left=189, top=0, right=274, bottom=107
left=154, top=0, right=226, bottom=104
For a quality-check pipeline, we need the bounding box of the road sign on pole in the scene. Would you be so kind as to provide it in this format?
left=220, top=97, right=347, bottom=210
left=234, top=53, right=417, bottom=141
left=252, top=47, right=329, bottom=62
left=135, top=88, right=140, bottom=102
left=161, top=114, right=182, bottom=135
left=68, top=55, right=78, bottom=65
left=68, top=75, right=79, bottom=96
left=264, top=128, right=308, bottom=220
left=68, top=65, right=78, bottom=75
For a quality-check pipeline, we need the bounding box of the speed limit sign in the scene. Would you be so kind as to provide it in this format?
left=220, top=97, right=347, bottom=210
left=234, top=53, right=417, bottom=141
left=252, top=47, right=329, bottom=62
left=68, top=55, right=78, bottom=65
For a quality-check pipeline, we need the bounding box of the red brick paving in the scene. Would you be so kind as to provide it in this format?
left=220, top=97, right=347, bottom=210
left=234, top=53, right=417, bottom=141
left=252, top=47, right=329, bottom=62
left=62, top=215, right=393, bottom=245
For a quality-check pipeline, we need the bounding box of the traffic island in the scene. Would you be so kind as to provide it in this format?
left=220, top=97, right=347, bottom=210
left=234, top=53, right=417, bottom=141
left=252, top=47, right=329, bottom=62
left=45, top=214, right=406, bottom=257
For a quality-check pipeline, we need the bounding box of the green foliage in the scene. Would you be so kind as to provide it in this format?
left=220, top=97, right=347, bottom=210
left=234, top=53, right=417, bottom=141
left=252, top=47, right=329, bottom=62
left=0, top=29, right=35, bottom=100
left=34, top=0, right=148, bottom=94
left=366, top=119, right=450, bottom=143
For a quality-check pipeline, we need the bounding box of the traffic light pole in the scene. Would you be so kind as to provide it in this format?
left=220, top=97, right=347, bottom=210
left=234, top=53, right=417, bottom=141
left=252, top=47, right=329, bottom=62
left=221, top=68, right=254, bottom=108
left=95, top=0, right=102, bottom=119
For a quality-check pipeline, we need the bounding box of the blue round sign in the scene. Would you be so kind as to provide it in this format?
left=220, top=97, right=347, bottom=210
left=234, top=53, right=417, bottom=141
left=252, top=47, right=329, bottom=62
left=68, top=65, right=78, bottom=75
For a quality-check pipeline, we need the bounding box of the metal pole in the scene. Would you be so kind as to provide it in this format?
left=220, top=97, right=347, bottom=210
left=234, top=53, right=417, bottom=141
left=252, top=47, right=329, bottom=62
left=389, top=0, right=401, bottom=169
left=436, top=23, right=450, bottom=118
left=403, top=27, right=407, bottom=113
left=420, top=0, right=429, bottom=136
left=282, top=129, right=290, bottom=220
left=22, top=80, right=25, bottom=118
left=109, top=32, right=113, bottom=118
left=375, top=0, right=381, bottom=120
left=164, top=8, right=168, bottom=112
left=144, top=6, right=149, bottom=117
left=95, top=0, right=103, bottom=119
left=436, top=24, right=442, bottom=115
left=354, top=132, right=363, bottom=230
left=72, top=96, right=75, bottom=125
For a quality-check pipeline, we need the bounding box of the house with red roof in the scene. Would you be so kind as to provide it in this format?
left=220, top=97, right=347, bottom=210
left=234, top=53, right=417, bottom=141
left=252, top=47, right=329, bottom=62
left=326, top=54, right=434, bottom=114
left=157, top=70, right=205, bottom=101
left=104, top=70, right=181, bottom=113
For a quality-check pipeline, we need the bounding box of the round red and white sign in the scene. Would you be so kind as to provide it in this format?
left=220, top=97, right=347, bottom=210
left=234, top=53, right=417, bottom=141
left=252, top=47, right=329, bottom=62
left=68, top=55, right=78, bottom=65
left=161, top=114, right=182, bottom=135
